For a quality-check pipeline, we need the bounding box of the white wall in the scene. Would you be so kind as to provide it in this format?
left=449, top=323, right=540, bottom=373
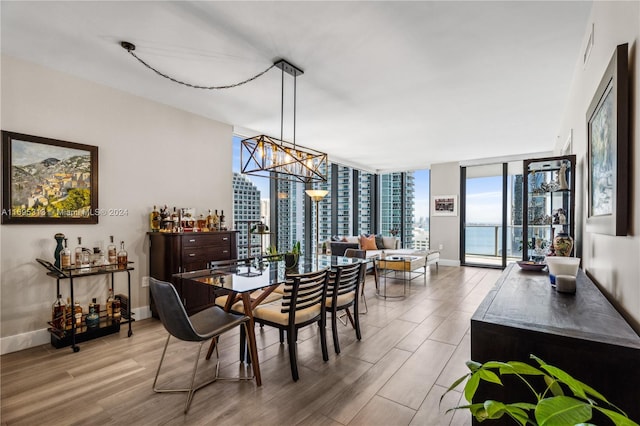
left=429, top=162, right=460, bottom=265
left=0, top=56, right=233, bottom=353
left=554, top=1, right=640, bottom=331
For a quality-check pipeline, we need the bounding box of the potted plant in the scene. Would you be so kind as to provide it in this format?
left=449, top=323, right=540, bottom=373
left=284, top=241, right=301, bottom=268
left=250, top=221, right=269, bottom=234
left=441, top=354, right=638, bottom=425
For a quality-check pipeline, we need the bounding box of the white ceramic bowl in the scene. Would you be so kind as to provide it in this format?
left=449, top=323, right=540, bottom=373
left=545, top=256, right=580, bottom=284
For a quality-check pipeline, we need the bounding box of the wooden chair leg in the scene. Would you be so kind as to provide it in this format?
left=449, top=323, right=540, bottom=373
left=239, top=325, right=246, bottom=362
left=279, top=329, right=284, bottom=343
left=287, top=325, right=299, bottom=381
left=319, top=319, right=329, bottom=361
left=331, top=311, right=340, bottom=354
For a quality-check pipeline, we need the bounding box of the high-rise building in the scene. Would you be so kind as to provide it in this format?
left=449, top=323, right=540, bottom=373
left=275, top=177, right=305, bottom=255
left=357, top=172, right=374, bottom=235
left=380, top=172, right=415, bottom=248
left=232, top=172, right=262, bottom=258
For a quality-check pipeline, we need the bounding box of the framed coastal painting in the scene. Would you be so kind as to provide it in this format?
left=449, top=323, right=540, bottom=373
left=2, top=131, right=99, bottom=224
left=586, top=43, right=628, bottom=236
left=432, top=195, right=457, bottom=217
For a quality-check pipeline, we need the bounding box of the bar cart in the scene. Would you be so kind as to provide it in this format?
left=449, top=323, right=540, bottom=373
left=37, top=258, right=134, bottom=352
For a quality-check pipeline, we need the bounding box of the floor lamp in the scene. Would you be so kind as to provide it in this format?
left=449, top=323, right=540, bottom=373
left=305, top=189, right=329, bottom=257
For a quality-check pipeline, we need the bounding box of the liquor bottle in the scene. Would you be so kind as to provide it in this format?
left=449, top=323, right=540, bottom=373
left=212, top=210, right=220, bottom=231
left=74, top=300, right=83, bottom=328
left=61, top=238, right=71, bottom=269
left=150, top=205, right=160, bottom=232
left=219, top=210, right=226, bottom=231
left=107, top=236, right=117, bottom=265
left=206, top=209, right=213, bottom=231
left=107, top=289, right=114, bottom=317
left=171, top=207, right=179, bottom=230
left=86, top=298, right=99, bottom=329
left=112, top=295, right=121, bottom=321
left=75, top=237, right=83, bottom=267
left=51, top=294, right=66, bottom=334
left=66, top=297, right=73, bottom=329
left=117, top=241, right=128, bottom=269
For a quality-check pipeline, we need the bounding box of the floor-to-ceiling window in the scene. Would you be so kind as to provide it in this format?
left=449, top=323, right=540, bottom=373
left=461, top=162, right=522, bottom=267
left=235, top=140, right=425, bottom=257
left=412, top=169, right=430, bottom=250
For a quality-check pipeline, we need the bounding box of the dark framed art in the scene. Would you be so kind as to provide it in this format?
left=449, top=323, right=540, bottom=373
left=586, top=43, right=629, bottom=236
left=2, top=131, right=98, bottom=224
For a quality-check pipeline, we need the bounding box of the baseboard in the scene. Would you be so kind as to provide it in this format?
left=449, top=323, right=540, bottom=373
left=0, top=306, right=152, bottom=355
left=438, top=259, right=461, bottom=267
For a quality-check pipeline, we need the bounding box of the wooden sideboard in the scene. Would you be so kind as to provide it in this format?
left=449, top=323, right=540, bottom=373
left=471, top=263, right=640, bottom=423
left=148, top=231, right=238, bottom=316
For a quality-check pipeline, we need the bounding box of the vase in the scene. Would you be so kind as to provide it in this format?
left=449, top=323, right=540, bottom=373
left=284, top=253, right=298, bottom=269
left=553, top=232, right=573, bottom=257
left=54, top=233, right=65, bottom=269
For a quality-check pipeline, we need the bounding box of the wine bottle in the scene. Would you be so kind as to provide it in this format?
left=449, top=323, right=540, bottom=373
left=117, top=241, right=128, bottom=269
left=219, top=210, right=226, bottom=231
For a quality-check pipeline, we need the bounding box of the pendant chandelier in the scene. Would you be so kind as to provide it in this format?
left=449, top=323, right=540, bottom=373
left=120, top=42, right=327, bottom=183
left=240, top=60, right=328, bottom=183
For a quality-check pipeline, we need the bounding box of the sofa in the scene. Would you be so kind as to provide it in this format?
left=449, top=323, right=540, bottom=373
left=327, top=235, right=440, bottom=270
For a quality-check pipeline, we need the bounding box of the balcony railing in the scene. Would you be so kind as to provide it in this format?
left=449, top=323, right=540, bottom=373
left=464, top=224, right=523, bottom=260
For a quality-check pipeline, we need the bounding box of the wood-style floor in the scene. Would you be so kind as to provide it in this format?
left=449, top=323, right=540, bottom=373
left=1, top=265, right=502, bottom=426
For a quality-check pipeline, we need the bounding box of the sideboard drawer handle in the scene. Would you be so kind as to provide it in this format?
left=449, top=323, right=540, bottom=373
left=223, top=250, right=228, bottom=254
left=222, top=237, right=228, bottom=241
left=189, top=239, right=196, bottom=243
left=189, top=253, right=196, bottom=257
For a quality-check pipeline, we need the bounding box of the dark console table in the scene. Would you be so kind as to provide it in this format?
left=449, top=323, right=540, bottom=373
left=471, top=263, right=640, bottom=423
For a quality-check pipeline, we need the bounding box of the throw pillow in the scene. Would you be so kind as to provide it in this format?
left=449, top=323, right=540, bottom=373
left=331, top=235, right=341, bottom=242
left=360, top=234, right=378, bottom=251
left=341, top=236, right=349, bottom=242
left=375, top=234, right=385, bottom=250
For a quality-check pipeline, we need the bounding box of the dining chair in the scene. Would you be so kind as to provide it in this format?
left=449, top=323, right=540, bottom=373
left=251, top=267, right=331, bottom=381
left=343, top=248, right=371, bottom=314
left=326, top=261, right=365, bottom=354
left=149, top=278, right=254, bottom=414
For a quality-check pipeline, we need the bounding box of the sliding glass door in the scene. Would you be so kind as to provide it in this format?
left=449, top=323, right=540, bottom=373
left=461, top=162, right=522, bottom=268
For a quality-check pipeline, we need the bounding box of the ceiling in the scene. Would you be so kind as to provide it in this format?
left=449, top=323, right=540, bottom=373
left=1, top=1, right=592, bottom=173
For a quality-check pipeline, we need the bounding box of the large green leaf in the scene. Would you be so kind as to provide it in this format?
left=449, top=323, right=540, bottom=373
left=464, top=372, right=481, bottom=403
left=478, top=369, right=503, bottom=386
left=500, top=361, right=545, bottom=376
left=484, top=400, right=507, bottom=418
left=535, top=396, right=592, bottom=426
left=594, top=407, right=640, bottom=426
left=577, top=379, right=611, bottom=405
left=440, top=373, right=469, bottom=404
left=543, top=376, right=565, bottom=397
left=483, top=361, right=512, bottom=369
left=504, top=405, right=531, bottom=426
left=466, top=360, right=482, bottom=372
left=540, top=365, right=588, bottom=400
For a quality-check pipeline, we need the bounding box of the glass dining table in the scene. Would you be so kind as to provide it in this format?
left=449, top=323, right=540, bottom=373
left=173, top=254, right=364, bottom=386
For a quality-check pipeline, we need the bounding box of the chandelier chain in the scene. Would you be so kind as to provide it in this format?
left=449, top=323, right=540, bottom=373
left=125, top=49, right=277, bottom=90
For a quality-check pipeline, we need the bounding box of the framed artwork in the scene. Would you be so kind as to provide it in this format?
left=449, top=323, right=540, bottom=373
left=432, top=195, right=457, bottom=217
left=586, top=43, right=629, bottom=236
left=2, top=131, right=99, bottom=224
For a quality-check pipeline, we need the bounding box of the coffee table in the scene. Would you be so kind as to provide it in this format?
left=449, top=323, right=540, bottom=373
left=376, top=255, right=426, bottom=299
